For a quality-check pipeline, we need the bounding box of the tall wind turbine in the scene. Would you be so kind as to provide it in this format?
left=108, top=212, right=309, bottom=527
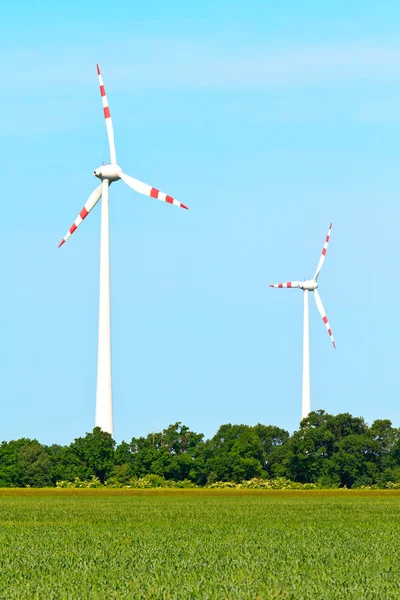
left=58, top=64, right=188, bottom=436
left=270, top=224, right=335, bottom=421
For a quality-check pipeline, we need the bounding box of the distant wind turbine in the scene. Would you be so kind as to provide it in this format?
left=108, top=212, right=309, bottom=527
left=270, top=224, right=335, bottom=420
left=58, top=64, right=188, bottom=436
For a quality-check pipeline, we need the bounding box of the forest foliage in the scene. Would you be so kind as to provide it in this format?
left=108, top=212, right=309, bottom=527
left=1, top=411, right=400, bottom=488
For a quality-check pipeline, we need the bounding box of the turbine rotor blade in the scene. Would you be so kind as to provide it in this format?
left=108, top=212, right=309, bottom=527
left=313, top=289, right=336, bottom=348
left=96, top=64, right=117, bottom=165
left=314, top=223, right=332, bottom=281
left=120, top=172, right=188, bottom=210
left=58, top=184, right=102, bottom=248
left=269, top=281, right=302, bottom=288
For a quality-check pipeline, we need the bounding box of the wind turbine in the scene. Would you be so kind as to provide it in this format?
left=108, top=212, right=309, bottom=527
left=58, top=64, right=188, bottom=436
left=270, top=223, right=335, bottom=421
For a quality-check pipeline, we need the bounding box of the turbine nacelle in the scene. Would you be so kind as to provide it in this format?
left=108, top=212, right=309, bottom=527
left=94, top=163, right=122, bottom=182
left=299, top=279, right=318, bottom=291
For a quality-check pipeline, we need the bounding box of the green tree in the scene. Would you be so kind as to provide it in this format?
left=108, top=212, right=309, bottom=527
left=18, top=442, right=52, bottom=487
left=268, top=411, right=374, bottom=486
left=110, top=441, right=135, bottom=482
left=0, top=439, right=33, bottom=487
left=71, top=427, right=115, bottom=483
left=130, top=423, right=204, bottom=482
left=203, top=424, right=264, bottom=483
left=47, top=443, right=87, bottom=484
left=115, top=441, right=134, bottom=466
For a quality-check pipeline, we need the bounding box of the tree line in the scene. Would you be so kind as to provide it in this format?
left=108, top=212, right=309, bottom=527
left=1, top=411, right=400, bottom=488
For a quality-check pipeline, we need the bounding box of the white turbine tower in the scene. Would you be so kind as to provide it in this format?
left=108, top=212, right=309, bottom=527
left=270, top=223, right=335, bottom=421
left=58, top=64, right=188, bottom=436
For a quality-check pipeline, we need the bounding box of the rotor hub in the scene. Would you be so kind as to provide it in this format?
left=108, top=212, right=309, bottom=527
left=94, top=163, right=121, bottom=182
left=300, top=280, right=318, bottom=291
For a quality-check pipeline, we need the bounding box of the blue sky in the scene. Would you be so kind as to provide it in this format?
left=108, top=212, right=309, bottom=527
left=1, top=0, right=400, bottom=445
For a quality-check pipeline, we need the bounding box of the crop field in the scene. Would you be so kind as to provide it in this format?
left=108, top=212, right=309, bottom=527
left=0, top=490, right=400, bottom=599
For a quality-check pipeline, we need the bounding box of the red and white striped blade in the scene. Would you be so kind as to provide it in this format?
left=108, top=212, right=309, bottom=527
left=96, top=64, right=117, bottom=165
left=58, top=184, right=102, bottom=248
left=314, top=223, right=332, bottom=281
left=120, top=172, right=188, bottom=210
left=314, top=289, right=336, bottom=348
left=269, top=281, right=302, bottom=288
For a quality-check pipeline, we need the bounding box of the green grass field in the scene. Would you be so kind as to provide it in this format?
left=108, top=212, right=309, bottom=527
left=1, top=489, right=400, bottom=599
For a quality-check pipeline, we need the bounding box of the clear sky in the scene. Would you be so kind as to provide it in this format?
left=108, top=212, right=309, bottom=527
left=1, top=0, right=399, bottom=445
